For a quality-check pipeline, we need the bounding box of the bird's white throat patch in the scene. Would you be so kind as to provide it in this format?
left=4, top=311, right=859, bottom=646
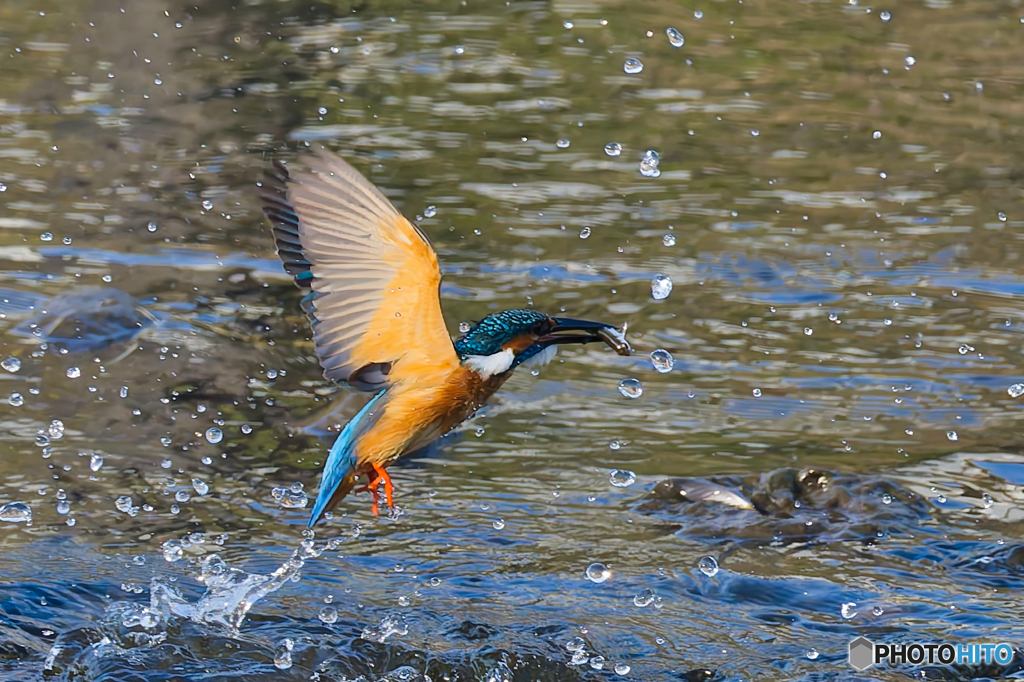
left=463, top=348, right=515, bottom=377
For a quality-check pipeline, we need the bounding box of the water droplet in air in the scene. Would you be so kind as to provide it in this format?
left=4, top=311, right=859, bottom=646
left=66, top=367, right=81, bottom=379
left=40, top=232, right=53, bottom=242
left=9, top=393, right=23, bottom=407
left=318, top=605, right=338, bottom=624
left=0, top=183, right=6, bottom=192
left=882, top=493, right=893, bottom=505
left=579, top=226, right=591, bottom=239
left=614, top=663, right=631, bottom=675
left=604, top=142, right=622, bottom=156
left=556, top=138, right=570, bottom=149
left=841, top=602, right=858, bottom=619
left=192, top=478, right=209, bottom=495
left=946, top=430, right=958, bottom=442
left=662, top=234, right=676, bottom=246
left=563, top=20, right=573, bottom=29
left=585, top=562, right=612, bottom=583
left=873, top=130, right=882, bottom=140
left=201, top=199, right=213, bottom=211
left=617, top=378, right=642, bottom=399
left=162, top=539, right=183, bottom=561
left=147, top=221, right=158, bottom=232
left=957, top=344, right=973, bottom=355
left=454, top=45, right=465, bottom=55
left=623, top=57, right=644, bottom=74
left=493, top=519, right=505, bottom=530
left=56, top=500, right=70, bottom=515
left=609, top=469, right=636, bottom=487
left=2, top=357, right=21, bottom=373
left=175, top=489, right=191, bottom=503
left=880, top=10, right=891, bottom=21
left=698, top=556, right=719, bottom=576
left=904, top=55, right=916, bottom=68
left=982, top=493, right=994, bottom=508
left=651, top=274, right=672, bottom=300
left=241, top=424, right=253, bottom=434
left=565, top=636, right=586, bottom=652
left=115, top=495, right=133, bottom=513
left=48, top=420, right=64, bottom=440
left=205, top=427, right=223, bottom=444
left=694, top=10, right=704, bottom=18
left=89, top=453, right=104, bottom=471
left=590, top=655, right=606, bottom=670
left=650, top=349, right=674, bottom=373
left=273, top=638, right=294, bottom=670
left=666, top=27, right=684, bottom=47
left=752, top=388, right=762, bottom=397
left=119, top=385, right=129, bottom=398
left=639, top=149, right=661, bottom=177
left=806, top=648, right=819, bottom=660
left=998, top=212, right=1007, bottom=222
left=0, top=501, right=31, bottom=523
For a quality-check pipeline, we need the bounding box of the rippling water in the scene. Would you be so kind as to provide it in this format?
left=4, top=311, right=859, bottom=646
left=2, top=0, right=1024, bottom=680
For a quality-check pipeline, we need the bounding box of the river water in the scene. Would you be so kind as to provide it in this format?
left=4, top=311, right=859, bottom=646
left=1, top=0, right=1023, bottom=680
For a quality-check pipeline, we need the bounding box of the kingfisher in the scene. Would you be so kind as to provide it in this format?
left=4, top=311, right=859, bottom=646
left=260, top=149, right=631, bottom=527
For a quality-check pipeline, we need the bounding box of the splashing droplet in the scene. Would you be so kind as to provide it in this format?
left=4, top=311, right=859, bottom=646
left=604, top=142, right=622, bottom=157
left=880, top=10, right=891, bottom=21
left=841, top=602, right=858, bottom=619
left=423, top=205, right=437, bottom=218
left=698, top=556, right=719, bottom=576
left=613, top=663, right=631, bottom=675
left=162, top=538, right=183, bottom=561
left=0, top=501, right=32, bottom=523
left=205, top=427, right=223, bottom=444
left=752, top=388, right=762, bottom=397
left=666, top=27, right=684, bottom=47
left=650, top=349, right=674, bottom=373
left=617, top=378, right=642, bottom=399
left=273, top=638, right=294, bottom=670
left=946, top=430, right=958, bottom=442
left=8, top=393, right=24, bottom=407
left=639, top=149, right=661, bottom=177
left=662, top=234, right=676, bottom=246
left=623, top=58, right=644, bottom=74
left=651, top=274, right=672, bottom=300
left=318, top=606, right=338, bottom=624
left=1, top=357, right=21, bottom=373
left=585, top=562, right=612, bottom=583
left=556, top=138, right=570, bottom=149
left=579, top=226, right=592, bottom=239
left=609, top=469, right=636, bottom=487
left=192, top=478, right=210, bottom=495
left=201, top=199, right=213, bottom=211
left=1008, top=383, right=1024, bottom=398
left=66, top=367, right=81, bottom=379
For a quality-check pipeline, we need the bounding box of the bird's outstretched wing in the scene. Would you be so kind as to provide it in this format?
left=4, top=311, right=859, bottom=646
left=261, top=149, right=459, bottom=390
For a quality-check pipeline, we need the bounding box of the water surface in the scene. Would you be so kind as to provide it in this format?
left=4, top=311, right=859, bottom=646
left=2, top=0, right=1024, bottom=680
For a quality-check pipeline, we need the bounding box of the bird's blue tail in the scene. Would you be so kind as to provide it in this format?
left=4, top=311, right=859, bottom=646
left=307, top=389, right=387, bottom=527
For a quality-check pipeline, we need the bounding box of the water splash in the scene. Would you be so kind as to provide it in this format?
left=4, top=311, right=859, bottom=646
left=150, top=538, right=322, bottom=630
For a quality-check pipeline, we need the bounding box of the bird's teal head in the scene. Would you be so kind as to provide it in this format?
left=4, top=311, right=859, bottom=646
left=455, top=309, right=631, bottom=377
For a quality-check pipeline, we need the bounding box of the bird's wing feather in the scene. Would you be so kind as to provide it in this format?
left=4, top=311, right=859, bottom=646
left=261, top=149, right=459, bottom=390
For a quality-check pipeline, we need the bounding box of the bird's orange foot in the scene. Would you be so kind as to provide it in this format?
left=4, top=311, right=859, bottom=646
left=360, top=464, right=395, bottom=516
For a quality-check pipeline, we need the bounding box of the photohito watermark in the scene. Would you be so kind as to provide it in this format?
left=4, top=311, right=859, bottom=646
left=848, top=636, right=1014, bottom=671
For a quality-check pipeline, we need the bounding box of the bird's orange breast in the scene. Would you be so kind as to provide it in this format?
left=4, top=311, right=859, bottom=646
left=350, top=366, right=509, bottom=471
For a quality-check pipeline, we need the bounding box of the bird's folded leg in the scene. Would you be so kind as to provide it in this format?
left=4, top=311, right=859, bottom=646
left=372, top=463, right=395, bottom=510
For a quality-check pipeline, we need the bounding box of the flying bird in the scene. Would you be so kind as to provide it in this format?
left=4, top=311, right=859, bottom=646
left=260, top=149, right=631, bottom=527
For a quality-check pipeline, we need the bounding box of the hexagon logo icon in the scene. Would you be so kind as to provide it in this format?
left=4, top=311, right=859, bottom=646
left=849, top=636, right=875, bottom=670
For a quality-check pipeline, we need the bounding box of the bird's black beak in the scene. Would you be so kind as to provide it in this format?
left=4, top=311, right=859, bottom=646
left=540, top=318, right=632, bottom=356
